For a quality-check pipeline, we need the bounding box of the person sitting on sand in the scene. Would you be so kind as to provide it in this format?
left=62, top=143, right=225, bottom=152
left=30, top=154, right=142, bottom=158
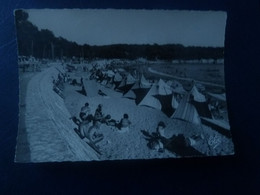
left=70, top=116, right=81, bottom=126
left=94, top=104, right=104, bottom=122
left=80, top=77, right=83, bottom=86
left=101, top=114, right=117, bottom=126
left=79, top=102, right=92, bottom=121
left=148, top=121, right=167, bottom=152
left=82, top=120, right=104, bottom=144
left=117, top=114, right=131, bottom=132
left=78, top=119, right=91, bottom=139
left=70, top=79, right=76, bottom=86
left=98, top=89, right=107, bottom=96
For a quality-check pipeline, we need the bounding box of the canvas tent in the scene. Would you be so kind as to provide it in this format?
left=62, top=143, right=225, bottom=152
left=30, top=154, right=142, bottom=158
left=189, top=85, right=212, bottom=118
left=116, top=77, right=126, bottom=90
left=153, top=79, right=177, bottom=117
left=137, top=79, right=173, bottom=111
left=154, top=93, right=175, bottom=117
left=118, top=83, right=135, bottom=95
left=138, top=82, right=162, bottom=110
left=123, top=81, right=140, bottom=99
left=114, top=72, right=123, bottom=82
left=113, top=72, right=123, bottom=89
left=190, top=85, right=206, bottom=102
left=140, top=74, right=152, bottom=88
left=133, top=87, right=151, bottom=105
left=171, top=92, right=201, bottom=125
left=123, top=75, right=151, bottom=99
left=116, top=73, right=136, bottom=92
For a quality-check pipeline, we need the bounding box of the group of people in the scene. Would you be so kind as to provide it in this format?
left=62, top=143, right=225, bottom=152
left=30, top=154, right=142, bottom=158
left=72, top=102, right=131, bottom=144
left=73, top=102, right=203, bottom=156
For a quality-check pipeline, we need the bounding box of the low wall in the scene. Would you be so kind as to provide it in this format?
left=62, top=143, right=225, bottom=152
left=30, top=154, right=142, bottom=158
left=25, top=65, right=99, bottom=162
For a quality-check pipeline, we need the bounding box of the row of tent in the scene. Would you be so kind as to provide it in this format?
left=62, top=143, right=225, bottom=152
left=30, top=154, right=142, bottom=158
left=79, top=67, right=230, bottom=133
left=90, top=69, right=226, bottom=124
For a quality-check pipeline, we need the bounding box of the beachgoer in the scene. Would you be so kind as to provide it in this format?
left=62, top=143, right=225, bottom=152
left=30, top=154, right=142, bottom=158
left=79, top=103, right=91, bottom=121
left=148, top=121, right=167, bottom=152
left=141, top=122, right=204, bottom=156
left=83, top=121, right=104, bottom=143
left=70, top=116, right=81, bottom=126
left=98, top=89, right=107, bottom=96
left=117, top=114, right=131, bottom=132
left=80, top=77, right=83, bottom=86
left=94, top=104, right=104, bottom=122
left=71, top=79, right=77, bottom=86
left=79, top=120, right=92, bottom=139
left=101, top=114, right=117, bottom=126
left=140, top=121, right=167, bottom=152
left=157, top=121, right=166, bottom=138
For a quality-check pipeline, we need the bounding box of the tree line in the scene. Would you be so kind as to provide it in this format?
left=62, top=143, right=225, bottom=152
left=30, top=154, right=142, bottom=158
left=15, top=10, right=224, bottom=61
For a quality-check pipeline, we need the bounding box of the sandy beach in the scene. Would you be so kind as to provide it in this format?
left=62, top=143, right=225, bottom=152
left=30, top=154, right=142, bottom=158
left=63, top=65, right=234, bottom=160
left=15, top=63, right=234, bottom=162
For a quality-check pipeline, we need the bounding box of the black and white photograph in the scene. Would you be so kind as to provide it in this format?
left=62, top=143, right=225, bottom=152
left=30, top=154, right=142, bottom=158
left=14, top=9, right=234, bottom=162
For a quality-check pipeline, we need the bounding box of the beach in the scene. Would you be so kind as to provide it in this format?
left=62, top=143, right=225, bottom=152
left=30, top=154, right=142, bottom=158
left=15, top=62, right=234, bottom=162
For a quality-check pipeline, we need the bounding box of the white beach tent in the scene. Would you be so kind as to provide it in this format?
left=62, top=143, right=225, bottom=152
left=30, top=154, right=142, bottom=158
left=158, top=79, right=172, bottom=95
left=190, top=84, right=212, bottom=118
left=140, top=74, right=152, bottom=88
left=150, top=79, right=179, bottom=117
left=113, top=72, right=123, bottom=89
left=138, top=79, right=173, bottom=110
left=123, top=74, right=151, bottom=99
left=126, top=73, right=136, bottom=84
left=138, top=82, right=162, bottom=110
left=116, top=73, right=136, bottom=91
left=123, top=81, right=140, bottom=99
left=190, top=85, right=206, bottom=102
left=114, top=72, right=123, bottom=82
left=116, top=77, right=126, bottom=89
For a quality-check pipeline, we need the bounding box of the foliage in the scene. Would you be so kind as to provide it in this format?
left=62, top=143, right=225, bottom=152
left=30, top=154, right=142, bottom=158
left=15, top=10, right=224, bottom=61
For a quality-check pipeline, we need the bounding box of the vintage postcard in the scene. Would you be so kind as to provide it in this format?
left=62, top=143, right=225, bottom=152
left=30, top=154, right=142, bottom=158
left=15, top=9, right=234, bottom=162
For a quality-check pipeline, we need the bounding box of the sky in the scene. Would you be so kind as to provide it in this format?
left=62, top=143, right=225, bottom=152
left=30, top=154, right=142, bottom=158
left=26, top=9, right=227, bottom=47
